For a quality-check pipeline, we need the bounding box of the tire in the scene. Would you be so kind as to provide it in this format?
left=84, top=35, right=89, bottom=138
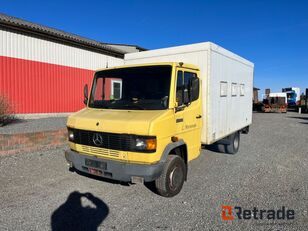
left=155, top=155, right=186, bottom=197
left=226, top=132, right=240, bottom=154
left=241, top=126, right=249, bottom=134
left=217, top=144, right=226, bottom=153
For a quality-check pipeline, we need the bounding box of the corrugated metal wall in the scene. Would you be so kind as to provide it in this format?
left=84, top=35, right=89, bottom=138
left=0, top=29, right=124, bottom=114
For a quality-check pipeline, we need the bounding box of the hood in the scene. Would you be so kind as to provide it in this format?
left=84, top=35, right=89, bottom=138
left=67, top=108, right=169, bottom=135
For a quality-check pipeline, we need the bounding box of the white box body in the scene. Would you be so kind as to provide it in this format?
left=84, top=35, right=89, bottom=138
left=125, top=42, right=254, bottom=144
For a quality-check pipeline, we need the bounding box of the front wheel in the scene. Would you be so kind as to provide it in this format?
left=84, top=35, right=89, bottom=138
left=155, top=155, right=186, bottom=197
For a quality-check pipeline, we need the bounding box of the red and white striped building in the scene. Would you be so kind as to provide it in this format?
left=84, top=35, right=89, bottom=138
left=0, top=13, right=144, bottom=115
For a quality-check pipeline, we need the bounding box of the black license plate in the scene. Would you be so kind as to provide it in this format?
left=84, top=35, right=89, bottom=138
left=85, top=159, right=107, bottom=170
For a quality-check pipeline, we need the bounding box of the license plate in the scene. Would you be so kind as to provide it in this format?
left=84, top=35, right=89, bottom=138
left=85, top=158, right=107, bottom=170
left=88, top=167, right=103, bottom=176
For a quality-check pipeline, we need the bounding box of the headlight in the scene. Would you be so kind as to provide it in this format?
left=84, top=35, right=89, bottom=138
left=68, top=128, right=74, bottom=141
left=134, top=137, right=156, bottom=152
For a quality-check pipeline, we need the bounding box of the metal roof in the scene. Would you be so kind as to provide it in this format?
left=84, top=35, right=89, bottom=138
left=0, top=13, right=127, bottom=58
left=100, top=42, right=147, bottom=52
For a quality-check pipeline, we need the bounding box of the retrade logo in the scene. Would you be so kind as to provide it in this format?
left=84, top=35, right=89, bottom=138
left=92, top=133, right=103, bottom=146
left=221, top=205, right=295, bottom=221
left=222, top=205, right=234, bottom=220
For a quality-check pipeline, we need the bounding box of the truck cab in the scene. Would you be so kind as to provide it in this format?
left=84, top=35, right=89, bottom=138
left=65, top=62, right=202, bottom=197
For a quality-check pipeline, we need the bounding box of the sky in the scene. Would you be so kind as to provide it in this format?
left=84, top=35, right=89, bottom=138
left=1, top=0, right=308, bottom=96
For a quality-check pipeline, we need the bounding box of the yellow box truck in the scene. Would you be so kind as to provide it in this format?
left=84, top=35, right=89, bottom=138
left=65, top=42, right=254, bottom=197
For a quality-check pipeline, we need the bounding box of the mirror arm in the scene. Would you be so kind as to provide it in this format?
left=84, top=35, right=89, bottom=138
left=175, top=104, right=186, bottom=113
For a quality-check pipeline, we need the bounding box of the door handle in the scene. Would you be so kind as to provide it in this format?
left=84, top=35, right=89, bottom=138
left=196, top=115, right=202, bottom=119
left=176, top=118, right=184, bottom=123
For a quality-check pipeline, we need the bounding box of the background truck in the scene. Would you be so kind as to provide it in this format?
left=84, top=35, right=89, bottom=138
left=262, top=92, right=288, bottom=113
left=297, top=88, right=308, bottom=113
left=282, top=87, right=301, bottom=108
left=65, top=42, right=254, bottom=197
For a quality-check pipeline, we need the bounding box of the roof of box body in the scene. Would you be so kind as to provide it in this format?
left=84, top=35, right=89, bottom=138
left=0, top=13, right=146, bottom=58
left=125, top=42, right=254, bottom=67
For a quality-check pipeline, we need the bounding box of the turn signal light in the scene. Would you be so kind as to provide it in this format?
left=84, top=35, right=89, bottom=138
left=146, top=139, right=157, bottom=150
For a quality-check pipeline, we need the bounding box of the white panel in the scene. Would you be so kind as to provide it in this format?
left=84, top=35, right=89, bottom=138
left=0, top=29, right=124, bottom=70
left=210, top=49, right=253, bottom=142
left=240, top=84, right=245, bottom=96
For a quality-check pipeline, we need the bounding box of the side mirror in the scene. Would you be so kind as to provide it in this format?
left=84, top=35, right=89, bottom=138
left=191, top=77, right=199, bottom=101
left=84, top=84, right=88, bottom=105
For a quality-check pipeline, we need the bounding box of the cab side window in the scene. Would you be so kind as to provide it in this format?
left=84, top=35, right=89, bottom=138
left=176, top=71, right=199, bottom=106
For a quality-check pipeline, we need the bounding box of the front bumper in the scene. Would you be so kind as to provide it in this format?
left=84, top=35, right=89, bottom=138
left=64, top=149, right=163, bottom=182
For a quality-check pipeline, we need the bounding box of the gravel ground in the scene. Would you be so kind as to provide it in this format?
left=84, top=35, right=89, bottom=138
left=0, top=117, right=67, bottom=134
left=0, top=112, right=307, bottom=230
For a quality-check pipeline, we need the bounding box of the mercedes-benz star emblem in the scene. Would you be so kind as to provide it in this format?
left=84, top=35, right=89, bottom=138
left=92, top=133, right=103, bottom=146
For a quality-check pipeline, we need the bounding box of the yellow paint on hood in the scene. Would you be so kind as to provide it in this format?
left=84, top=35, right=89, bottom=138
left=67, top=108, right=169, bottom=135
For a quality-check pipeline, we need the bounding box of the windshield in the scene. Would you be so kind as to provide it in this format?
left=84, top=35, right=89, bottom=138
left=287, top=92, right=295, bottom=100
left=89, top=65, right=172, bottom=110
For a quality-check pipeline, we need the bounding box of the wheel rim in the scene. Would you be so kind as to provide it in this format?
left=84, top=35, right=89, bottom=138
left=169, top=165, right=183, bottom=191
left=234, top=135, right=239, bottom=150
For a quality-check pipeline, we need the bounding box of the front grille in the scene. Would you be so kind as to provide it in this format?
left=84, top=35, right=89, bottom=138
left=73, top=128, right=133, bottom=151
left=81, top=145, right=120, bottom=158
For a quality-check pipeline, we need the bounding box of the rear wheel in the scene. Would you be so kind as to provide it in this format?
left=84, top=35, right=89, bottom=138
left=217, top=144, right=226, bottom=153
left=241, top=126, right=249, bottom=134
left=155, top=155, right=186, bottom=197
left=226, top=132, right=240, bottom=154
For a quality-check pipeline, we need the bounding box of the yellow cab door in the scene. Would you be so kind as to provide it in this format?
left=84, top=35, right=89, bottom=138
left=174, top=67, right=202, bottom=161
